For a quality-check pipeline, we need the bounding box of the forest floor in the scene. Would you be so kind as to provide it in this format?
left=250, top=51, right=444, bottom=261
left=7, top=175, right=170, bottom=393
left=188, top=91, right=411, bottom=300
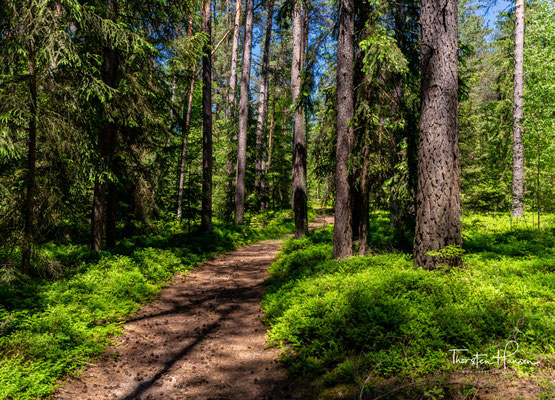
left=52, top=215, right=333, bottom=400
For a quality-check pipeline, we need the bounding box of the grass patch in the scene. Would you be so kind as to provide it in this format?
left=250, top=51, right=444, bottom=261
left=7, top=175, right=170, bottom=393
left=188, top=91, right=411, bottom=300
left=263, top=212, right=555, bottom=398
left=0, top=210, right=294, bottom=400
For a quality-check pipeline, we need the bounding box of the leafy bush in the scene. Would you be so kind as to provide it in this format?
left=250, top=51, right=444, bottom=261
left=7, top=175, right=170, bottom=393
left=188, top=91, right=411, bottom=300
left=263, top=213, right=555, bottom=395
left=0, top=211, right=294, bottom=400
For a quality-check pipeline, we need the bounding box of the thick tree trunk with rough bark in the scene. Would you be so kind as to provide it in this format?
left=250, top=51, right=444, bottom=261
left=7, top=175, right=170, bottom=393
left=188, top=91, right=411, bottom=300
left=291, top=0, right=308, bottom=238
left=234, top=0, right=254, bottom=224
left=254, top=0, right=274, bottom=209
left=201, top=0, right=213, bottom=231
left=512, top=0, right=525, bottom=218
left=91, top=0, right=118, bottom=251
left=333, top=0, right=354, bottom=259
left=413, top=0, right=462, bottom=268
left=22, top=10, right=37, bottom=274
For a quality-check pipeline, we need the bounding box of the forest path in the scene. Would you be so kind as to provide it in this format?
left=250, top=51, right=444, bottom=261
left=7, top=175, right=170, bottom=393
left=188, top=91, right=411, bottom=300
left=53, top=215, right=333, bottom=400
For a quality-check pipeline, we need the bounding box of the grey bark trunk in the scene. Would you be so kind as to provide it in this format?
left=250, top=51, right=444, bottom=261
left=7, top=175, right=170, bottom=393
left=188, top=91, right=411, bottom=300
left=413, top=0, right=462, bottom=268
left=234, top=0, right=254, bottom=224
left=201, top=0, right=213, bottom=231
left=512, top=0, right=525, bottom=218
left=227, top=0, right=242, bottom=121
left=291, top=0, right=308, bottom=238
left=333, top=0, right=354, bottom=259
left=254, top=0, right=275, bottom=209
left=224, top=0, right=242, bottom=218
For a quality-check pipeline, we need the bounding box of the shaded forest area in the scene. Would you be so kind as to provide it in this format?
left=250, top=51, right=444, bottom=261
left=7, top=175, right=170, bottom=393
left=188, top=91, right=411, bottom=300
left=0, top=0, right=554, bottom=398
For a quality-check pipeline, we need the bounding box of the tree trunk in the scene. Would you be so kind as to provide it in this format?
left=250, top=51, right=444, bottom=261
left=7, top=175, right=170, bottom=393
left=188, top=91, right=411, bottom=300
left=90, top=0, right=119, bottom=251
left=389, top=2, right=406, bottom=232
left=413, top=0, right=462, bottom=268
left=254, top=0, right=275, bottom=209
left=358, top=132, right=371, bottom=255
left=201, top=0, right=213, bottom=231
left=291, top=0, right=308, bottom=238
left=177, top=67, right=197, bottom=221
left=512, top=0, right=525, bottom=218
left=227, top=0, right=241, bottom=121
left=105, top=181, right=117, bottom=248
left=22, top=9, right=37, bottom=274
left=177, top=18, right=196, bottom=221
left=223, top=0, right=242, bottom=221
left=333, top=0, right=354, bottom=259
left=266, top=96, right=276, bottom=173
left=263, top=94, right=276, bottom=209
left=234, top=0, right=254, bottom=224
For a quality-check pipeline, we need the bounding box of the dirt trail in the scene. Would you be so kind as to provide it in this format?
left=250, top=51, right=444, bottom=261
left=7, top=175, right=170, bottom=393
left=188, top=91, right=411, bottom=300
left=53, top=216, right=333, bottom=400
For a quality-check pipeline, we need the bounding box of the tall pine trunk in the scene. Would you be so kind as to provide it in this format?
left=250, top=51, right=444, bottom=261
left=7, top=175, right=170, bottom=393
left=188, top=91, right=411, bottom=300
left=201, top=0, right=213, bottom=231
left=333, top=0, right=354, bottom=258
left=227, top=0, right=241, bottom=120
left=224, top=0, right=242, bottom=221
left=254, top=0, right=274, bottom=210
left=512, top=0, right=525, bottom=218
left=234, top=0, right=254, bottom=224
left=413, top=0, right=462, bottom=268
left=291, top=0, right=308, bottom=238
left=90, top=0, right=118, bottom=251
left=22, top=8, right=37, bottom=274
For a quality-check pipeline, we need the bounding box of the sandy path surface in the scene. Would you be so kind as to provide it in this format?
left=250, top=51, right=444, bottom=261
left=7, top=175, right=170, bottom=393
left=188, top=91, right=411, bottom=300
left=53, top=216, right=332, bottom=400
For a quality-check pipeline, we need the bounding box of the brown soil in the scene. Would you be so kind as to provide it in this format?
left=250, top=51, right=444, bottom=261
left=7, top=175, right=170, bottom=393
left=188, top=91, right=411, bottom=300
left=53, top=216, right=333, bottom=400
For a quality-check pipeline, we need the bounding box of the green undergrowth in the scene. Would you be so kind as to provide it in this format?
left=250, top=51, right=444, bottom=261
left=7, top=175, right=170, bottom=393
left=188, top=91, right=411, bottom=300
left=0, top=210, right=294, bottom=400
left=263, top=212, right=555, bottom=398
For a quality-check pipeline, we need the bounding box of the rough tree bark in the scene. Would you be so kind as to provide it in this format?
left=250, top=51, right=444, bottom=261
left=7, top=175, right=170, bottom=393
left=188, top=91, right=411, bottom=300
left=201, top=0, right=213, bottom=231
left=91, top=0, right=118, bottom=251
left=22, top=8, right=37, bottom=274
left=413, top=0, right=462, bottom=268
left=512, top=0, right=525, bottom=218
left=254, top=0, right=275, bottom=209
left=333, top=0, right=354, bottom=258
left=291, top=0, right=308, bottom=238
left=234, top=0, right=254, bottom=224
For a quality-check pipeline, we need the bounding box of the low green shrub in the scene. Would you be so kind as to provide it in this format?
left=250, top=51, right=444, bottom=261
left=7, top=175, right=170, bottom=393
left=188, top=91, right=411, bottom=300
left=263, top=213, right=555, bottom=394
left=0, top=211, right=294, bottom=400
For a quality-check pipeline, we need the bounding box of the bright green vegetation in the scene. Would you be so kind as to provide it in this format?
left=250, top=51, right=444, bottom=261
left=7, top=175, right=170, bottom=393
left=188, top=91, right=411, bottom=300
left=263, top=212, right=555, bottom=397
left=0, top=211, right=293, bottom=400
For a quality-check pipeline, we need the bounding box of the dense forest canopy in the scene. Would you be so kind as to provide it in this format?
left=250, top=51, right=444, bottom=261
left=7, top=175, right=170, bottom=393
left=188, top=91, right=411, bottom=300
left=0, top=0, right=554, bottom=269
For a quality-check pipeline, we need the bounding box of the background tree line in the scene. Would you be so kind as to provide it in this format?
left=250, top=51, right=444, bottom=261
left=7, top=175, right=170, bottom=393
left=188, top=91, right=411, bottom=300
left=1, top=0, right=554, bottom=274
